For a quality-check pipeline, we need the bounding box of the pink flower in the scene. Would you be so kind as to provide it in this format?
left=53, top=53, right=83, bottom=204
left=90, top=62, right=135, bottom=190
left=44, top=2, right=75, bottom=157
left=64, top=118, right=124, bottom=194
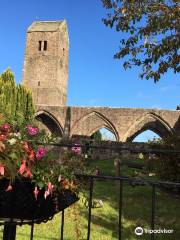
left=47, top=182, right=54, bottom=193
left=18, top=160, right=27, bottom=175
left=72, top=144, right=81, bottom=154
left=18, top=161, right=32, bottom=178
left=6, top=185, right=12, bottom=191
left=44, top=182, right=54, bottom=199
left=28, top=149, right=35, bottom=161
left=44, top=190, right=50, bottom=199
left=27, top=125, right=38, bottom=136
left=1, top=123, right=10, bottom=132
left=0, top=165, right=4, bottom=175
left=36, top=147, right=46, bottom=160
left=34, top=187, right=39, bottom=200
left=25, top=168, right=33, bottom=178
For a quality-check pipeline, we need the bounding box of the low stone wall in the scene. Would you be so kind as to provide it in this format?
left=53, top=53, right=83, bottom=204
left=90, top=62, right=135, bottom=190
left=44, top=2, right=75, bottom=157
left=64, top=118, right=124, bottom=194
left=55, top=139, right=169, bottom=160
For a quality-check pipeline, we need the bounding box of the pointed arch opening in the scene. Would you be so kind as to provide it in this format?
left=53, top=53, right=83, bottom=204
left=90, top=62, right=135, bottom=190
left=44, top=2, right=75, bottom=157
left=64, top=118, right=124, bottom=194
left=132, top=129, right=161, bottom=142
left=71, top=111, right=119, bottom=141
left=124, top=113, right=173, bottom=142
left=35, top=110, right=63, bottom=137
left=91, top=127, right=117, bottom=141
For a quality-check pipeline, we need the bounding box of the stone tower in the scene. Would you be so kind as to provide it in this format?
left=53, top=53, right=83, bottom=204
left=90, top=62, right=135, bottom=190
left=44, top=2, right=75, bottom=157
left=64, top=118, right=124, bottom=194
left=22, top=21, right=69, bottom=106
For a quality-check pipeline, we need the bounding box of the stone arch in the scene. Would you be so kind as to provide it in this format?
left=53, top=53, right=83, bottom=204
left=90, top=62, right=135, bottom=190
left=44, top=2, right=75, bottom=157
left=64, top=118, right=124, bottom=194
left=123, top=112, right=173, bottom=142
left=35, top=110, right=63, bottom=137
left=71, top=111, right=119, bottom=141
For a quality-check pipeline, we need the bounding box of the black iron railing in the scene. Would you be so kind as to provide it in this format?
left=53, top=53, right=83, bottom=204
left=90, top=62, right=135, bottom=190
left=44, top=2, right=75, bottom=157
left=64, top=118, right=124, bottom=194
left=69, top=174, right=180, bottom=240
left=1, top=174, right=180, bottom=240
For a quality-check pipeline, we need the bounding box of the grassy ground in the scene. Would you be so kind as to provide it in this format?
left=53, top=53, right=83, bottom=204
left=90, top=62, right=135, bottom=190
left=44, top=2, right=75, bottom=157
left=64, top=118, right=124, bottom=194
left=0, top=158, right=180, bottom=239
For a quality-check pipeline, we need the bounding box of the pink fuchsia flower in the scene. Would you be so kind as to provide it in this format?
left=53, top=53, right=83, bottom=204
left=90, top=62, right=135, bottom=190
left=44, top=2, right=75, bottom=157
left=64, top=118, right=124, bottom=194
left=36, top=147, right=46, bottom=160
left=44, top=190, right=50, bottom=199
left=44, top=182, right=54, bottom=199
left=25, top=168, right=33, bottom=178
left=47, top=182, right=54, bottom=193
left=18, top=160, right=33, bottom=178
left=27, top=125, right=39, bottom=136
left=34, top=187, right=39, bottom=200
left=6, top=184, right=12, bottom=192
left=71, top=144, right=81, bottom=154
left=0, top=165, right=4, bottom=175
left=28, top=149, right=35, bottom=161
left=18, top=160, right=27, bottom=175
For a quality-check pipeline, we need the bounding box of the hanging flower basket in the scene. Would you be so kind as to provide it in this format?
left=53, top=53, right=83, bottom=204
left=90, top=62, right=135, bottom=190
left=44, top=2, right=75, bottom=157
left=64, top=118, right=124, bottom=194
left=0, top=118, right=85, bottom=223
left=0, top=178, right=79, bottom=223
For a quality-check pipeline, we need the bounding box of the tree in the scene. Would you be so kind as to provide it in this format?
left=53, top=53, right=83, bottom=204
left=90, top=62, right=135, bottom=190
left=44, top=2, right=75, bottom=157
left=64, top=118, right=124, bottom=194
left=102, top=0, right=180, bottom=82
left=147, top=134, right=180, bottom=182
left=91, top=130, right=102, bottom=141
left=0, top=69, right=34, bottom=123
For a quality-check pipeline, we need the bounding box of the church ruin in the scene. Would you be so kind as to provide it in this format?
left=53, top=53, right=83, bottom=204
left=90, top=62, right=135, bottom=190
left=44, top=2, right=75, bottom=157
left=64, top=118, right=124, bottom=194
left=22, top=21, right=180, bottom=141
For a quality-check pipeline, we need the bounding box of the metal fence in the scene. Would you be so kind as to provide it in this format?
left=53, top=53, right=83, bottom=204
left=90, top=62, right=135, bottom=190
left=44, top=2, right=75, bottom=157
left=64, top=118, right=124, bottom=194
left=57, top=174, right=180, bottom=240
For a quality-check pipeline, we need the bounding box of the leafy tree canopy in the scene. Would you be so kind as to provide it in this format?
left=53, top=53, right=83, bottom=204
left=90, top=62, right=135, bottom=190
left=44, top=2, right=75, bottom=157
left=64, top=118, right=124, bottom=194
left=91, top=130, right=102, bottom=141
left=1, top=68, right=15, bottom=84
left=102, top=0, right=180, bottom=82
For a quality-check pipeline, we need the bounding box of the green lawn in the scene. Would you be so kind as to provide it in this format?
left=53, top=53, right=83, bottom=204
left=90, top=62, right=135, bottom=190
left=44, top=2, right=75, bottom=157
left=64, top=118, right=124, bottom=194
left=0, top=158, right=180, bottom=239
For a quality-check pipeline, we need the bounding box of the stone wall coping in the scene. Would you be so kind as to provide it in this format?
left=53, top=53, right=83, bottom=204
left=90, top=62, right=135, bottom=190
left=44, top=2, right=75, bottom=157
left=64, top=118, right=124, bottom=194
left=27, top=20, right=66, bottom=32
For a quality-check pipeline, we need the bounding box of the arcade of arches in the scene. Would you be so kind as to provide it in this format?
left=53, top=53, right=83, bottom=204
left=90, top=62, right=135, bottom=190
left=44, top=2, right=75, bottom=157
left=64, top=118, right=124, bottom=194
left=35, top=106, right=180, bottom=142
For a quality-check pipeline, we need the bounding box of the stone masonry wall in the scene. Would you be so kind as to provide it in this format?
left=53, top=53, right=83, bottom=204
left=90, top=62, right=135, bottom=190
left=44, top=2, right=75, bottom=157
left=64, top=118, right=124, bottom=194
left=35, top=105, right=180, bottom=142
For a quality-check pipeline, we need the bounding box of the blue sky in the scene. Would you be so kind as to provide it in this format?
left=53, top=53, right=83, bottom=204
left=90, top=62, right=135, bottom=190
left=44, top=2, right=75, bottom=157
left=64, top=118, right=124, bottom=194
left=0, top=0, right=179, bottom=140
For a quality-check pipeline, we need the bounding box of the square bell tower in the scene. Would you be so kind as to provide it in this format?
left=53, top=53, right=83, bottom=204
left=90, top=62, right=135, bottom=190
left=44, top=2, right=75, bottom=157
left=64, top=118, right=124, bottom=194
left=22, top=20, right=69, bottom=106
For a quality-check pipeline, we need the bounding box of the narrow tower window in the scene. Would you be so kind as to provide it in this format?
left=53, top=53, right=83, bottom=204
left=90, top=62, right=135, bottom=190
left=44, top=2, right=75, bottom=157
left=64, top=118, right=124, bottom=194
left=44, top=41, right=47, bottom=51
left=38, top=41, right=42, bottom=51
left=38, top=81, right=40, bottom=86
